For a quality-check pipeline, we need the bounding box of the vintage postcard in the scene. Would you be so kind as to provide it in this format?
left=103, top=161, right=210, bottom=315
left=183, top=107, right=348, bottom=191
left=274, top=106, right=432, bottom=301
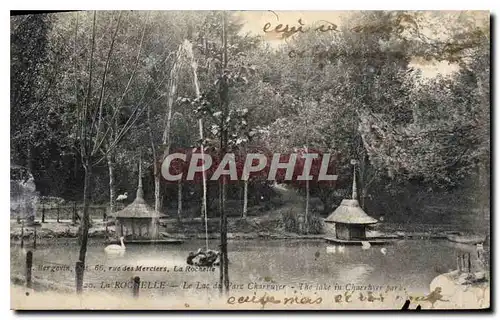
left=10, top=10, right=490, bottom=310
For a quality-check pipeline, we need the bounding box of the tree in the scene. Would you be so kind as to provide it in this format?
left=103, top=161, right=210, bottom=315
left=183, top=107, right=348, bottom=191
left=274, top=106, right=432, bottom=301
left=10, top=14, right=76, bottom=198
left=175, top=10, right=260, bottom=294
left=46, top=11, right=160, bottom=293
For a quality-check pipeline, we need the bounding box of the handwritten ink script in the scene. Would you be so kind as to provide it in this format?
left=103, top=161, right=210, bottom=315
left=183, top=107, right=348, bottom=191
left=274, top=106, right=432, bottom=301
left=262, top=16, right=416, bottom=39
left=225, top=287, right=445, bottom=309
left=263, top=18, right=338, bottom=38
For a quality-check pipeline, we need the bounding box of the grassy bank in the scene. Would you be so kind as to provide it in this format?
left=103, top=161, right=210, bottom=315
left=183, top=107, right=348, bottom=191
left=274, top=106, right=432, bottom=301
left=10, top=211, right=479, bottom=242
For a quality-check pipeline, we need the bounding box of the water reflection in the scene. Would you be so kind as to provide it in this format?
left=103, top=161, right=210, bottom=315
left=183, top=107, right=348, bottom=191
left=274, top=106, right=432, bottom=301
left=11, top=239, right=464, bottom=298
left=338, top=265, right=374, bottom=282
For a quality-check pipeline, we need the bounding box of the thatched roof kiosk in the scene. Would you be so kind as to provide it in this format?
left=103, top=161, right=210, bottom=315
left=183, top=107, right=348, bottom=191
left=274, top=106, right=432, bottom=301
left=325, top=161, right=377, bottom=240
left=112, top=160, right=164, bottom=240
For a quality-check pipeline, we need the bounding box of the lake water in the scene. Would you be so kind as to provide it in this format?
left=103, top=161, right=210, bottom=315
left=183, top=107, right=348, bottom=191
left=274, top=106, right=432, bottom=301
left=11, top=238, right=472, bottom=300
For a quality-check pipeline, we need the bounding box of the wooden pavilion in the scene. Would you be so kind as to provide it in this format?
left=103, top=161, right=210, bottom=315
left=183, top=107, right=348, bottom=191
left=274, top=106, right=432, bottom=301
left=111, top=162, right=163, bottom=240
left=324, top=162, right=378, bottom=241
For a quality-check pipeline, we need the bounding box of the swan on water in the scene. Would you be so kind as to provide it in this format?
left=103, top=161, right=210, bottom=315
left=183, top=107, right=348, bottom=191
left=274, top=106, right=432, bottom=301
left=105, top=236, right=126, bottom=252
left=338, top=245, right=345, bottom=253
left=380, top=247, right=387, bottom=255
left=361, top=241, right=371, bottom=250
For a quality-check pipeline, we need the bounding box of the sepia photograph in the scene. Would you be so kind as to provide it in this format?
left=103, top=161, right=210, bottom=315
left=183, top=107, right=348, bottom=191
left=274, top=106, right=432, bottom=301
left=9, top=9, right=490, bottom=310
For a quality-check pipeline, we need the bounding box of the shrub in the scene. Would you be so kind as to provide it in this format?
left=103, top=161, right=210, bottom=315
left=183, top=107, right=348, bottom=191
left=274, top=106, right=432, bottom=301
left=306, top=213, right=324, bottom=234
left=281, top=209, right=324, bottom=235
left=282, top=209, right=300, bottom=233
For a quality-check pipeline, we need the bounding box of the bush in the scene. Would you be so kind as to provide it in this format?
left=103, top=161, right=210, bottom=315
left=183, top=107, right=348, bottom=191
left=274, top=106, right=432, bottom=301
left=281, top=209, right=324, bottom=235
left=307, top=213, right=324, bottom=234
left=282, top=209, right=299, bottom=233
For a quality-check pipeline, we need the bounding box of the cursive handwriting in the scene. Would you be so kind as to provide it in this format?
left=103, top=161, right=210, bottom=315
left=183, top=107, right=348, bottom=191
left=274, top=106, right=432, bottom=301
left=263, top=19, right=338, bottom=39
left=224, top=290, right=444, bottom=309
left=227, top=292, right=322, bottom=307
left=262, top=17, right=416, bottom=39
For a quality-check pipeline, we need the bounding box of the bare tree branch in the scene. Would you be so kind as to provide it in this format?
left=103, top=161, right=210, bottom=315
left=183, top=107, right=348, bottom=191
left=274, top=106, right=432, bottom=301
left=80, top=10, right=97, bottom=161
left=91, top=11, right=123, bottom=156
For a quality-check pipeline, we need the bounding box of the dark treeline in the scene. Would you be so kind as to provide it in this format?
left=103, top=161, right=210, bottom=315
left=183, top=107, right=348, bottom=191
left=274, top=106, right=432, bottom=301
left=11, top=11, right=490, bottom=229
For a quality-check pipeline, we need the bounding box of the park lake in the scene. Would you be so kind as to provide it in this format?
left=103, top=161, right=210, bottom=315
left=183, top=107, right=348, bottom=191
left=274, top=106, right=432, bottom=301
left=11, top=238, right=467, bottom=299
left=10, top=10, right=490, bottom=310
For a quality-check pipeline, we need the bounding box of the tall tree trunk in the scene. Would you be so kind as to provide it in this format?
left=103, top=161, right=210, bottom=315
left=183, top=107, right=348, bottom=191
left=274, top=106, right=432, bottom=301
left=215, top=11, right=229, bottom=295
left=147, top=101, right=162, bottom=213
left=76, top=160, right=92, bottom=294
left=107, top=152, right=116, bottom=216
left=199, top=120, right=208, bottom=220
left=26, top=143, right=36, bottom=222
left=161, top=43, right=183, bottom=213
left=177, top=180, right=182, bottom=220
left=27, top=142, right=34, bottom=174
left=220, top=11, right=230, bottom=295
left=221, top=179, right=229, bottom=292
left=305, top=176, right=309, bottom=234
left=183, top=39, right=206, bottom=221
left=304, top=138, right=309, bottom=234
left=218, top=182, right=224, bottom=294
left=242, top=179, right=248, bottom=219
left=154, top=174, right=161, bottom=212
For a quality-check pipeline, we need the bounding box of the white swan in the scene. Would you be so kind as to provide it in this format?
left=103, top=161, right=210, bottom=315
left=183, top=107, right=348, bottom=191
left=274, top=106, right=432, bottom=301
left=338, top=245, right=345, bottom=253
left=116, top=192, right=128, bottom=202
left=380, top=247, right=387, bottom=255
left=361, top=241, right=371, bottom=250
left=105, top=236, right=126, bottom=252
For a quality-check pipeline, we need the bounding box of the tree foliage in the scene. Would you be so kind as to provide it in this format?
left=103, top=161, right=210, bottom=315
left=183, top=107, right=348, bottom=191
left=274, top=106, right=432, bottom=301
left=11, top=11, right=490, bottom=225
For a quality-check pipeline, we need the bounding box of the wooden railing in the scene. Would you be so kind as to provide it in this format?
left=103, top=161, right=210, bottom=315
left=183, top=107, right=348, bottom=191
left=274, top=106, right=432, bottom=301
left=35, top=203, right=111, bottom=223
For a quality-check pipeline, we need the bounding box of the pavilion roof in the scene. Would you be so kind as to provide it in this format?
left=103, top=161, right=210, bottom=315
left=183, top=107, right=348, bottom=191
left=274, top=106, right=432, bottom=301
left=112, top=195, right=162, bottom=219
left=324, top=199, right=378, bottom=225
left=112, top=159, right=163, bottom=219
